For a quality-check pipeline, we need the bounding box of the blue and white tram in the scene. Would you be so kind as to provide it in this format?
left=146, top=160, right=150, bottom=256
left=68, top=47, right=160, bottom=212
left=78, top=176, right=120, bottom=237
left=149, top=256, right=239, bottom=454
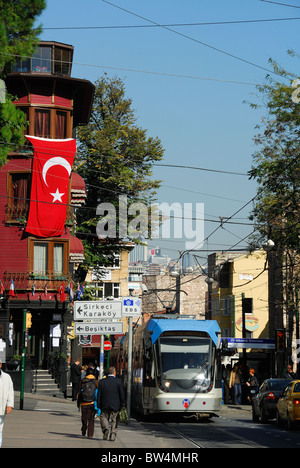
left=117, top=315, right=222, bottom=418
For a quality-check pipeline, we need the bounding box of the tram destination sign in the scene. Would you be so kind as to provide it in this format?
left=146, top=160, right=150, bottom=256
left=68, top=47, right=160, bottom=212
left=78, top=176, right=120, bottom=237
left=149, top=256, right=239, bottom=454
left=74, top=300, right=122, bottom=320
left=74, top=322, right=124, bottom=335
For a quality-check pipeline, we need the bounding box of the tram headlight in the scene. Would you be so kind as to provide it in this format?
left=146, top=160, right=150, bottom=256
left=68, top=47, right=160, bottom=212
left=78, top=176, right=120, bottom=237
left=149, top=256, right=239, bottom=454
left=164, top=380, right=171, bottom=388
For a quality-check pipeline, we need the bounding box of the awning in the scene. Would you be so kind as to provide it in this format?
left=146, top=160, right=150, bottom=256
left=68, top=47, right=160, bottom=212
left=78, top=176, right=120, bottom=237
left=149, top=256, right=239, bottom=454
left=69, top=235, right=85, bottom=263
left=71, top=172, right=86, bottom=206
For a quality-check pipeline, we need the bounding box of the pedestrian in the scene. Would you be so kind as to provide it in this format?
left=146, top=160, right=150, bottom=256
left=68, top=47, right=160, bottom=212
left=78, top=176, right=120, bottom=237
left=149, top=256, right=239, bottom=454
left=229, top=363, right=242, bottom=405
left=0, top=359, right=14, bottom=448
left=70, top=359, right=81, bottom=401
left=283, top=364, right=297, bottom=380
left=77, top=367, right=98, bottom=438
left=97, top=366, right=126, bottom=441
left=223, top=364, right=232, bottom=404
left=246, top=368, right=259, bottom=404
left=81, top=365, right=88, bottom=380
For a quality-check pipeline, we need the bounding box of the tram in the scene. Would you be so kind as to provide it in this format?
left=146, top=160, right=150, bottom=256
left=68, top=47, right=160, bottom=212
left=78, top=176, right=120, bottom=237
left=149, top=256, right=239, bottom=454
left=114, top=314, right=223, bottom=418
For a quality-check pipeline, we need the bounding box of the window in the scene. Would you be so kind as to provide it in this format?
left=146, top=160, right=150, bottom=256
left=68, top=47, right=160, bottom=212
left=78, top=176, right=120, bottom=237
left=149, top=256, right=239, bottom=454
left=32, top=46, right=51, bottom=73
left=11, top=44, right=72, bottom=76
left=30, top=239, right=68, bottom=276
left=35, top=109, right=50, bottom=138
left=33, top=243, right=48, bottom=274
left=56, top=111, right=67, bottom=139
left=7, top=172, right=31, bottom=222
left=54, top=47, right=72, bottom=75
left=88, top=282, right=120, bottom=299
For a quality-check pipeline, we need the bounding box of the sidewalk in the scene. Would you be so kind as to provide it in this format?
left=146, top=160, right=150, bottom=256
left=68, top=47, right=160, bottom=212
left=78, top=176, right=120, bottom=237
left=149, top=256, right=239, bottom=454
left=2, top=393, right=251, bottom=449
left=1, top=392, right=193, bottom=449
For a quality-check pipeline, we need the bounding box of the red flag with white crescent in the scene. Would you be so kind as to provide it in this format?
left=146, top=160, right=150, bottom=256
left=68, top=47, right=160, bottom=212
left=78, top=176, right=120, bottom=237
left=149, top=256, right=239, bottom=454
left=25, top=136, right=76, bottom=237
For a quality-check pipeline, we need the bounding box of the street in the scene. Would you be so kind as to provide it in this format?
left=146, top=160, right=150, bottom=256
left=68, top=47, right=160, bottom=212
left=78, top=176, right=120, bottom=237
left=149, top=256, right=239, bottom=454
left=2, top=395, right=300, bottom=449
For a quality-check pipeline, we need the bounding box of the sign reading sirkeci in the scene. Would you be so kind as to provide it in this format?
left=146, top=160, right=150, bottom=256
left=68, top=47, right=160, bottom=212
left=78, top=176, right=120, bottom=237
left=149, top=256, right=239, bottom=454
left=74, top=301, right=122, bottom=320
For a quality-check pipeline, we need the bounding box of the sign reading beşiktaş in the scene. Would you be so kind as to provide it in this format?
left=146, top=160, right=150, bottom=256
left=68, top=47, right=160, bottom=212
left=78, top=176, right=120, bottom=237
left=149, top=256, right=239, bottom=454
left=74, top=300, right=122, bottom=320
left=74, top=322, right=123, bottom=335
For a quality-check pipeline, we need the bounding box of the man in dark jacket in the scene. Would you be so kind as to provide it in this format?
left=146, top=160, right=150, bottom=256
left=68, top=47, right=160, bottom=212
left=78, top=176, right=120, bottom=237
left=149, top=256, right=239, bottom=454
left=97, top=366, right=126, bottom=441
left=70, top=359, right=81, bottom=401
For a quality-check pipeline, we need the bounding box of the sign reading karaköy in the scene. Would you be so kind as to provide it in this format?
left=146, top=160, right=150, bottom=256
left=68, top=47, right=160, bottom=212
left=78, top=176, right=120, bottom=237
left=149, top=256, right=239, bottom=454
left=74, top=301, right=122, bottom=320
left=122, top=297, right=142, bottom=317
left=74, top=322, right=124, bottom=335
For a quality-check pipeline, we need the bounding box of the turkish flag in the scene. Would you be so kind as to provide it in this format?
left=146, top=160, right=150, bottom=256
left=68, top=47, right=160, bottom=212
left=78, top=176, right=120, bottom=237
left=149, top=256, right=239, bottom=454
left=25, top=136, right=76, bottom=237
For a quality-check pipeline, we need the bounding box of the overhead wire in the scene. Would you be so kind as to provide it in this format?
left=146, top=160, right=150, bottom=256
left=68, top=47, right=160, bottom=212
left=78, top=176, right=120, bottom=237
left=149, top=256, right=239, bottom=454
left=101, top=0, right=292, bottom=81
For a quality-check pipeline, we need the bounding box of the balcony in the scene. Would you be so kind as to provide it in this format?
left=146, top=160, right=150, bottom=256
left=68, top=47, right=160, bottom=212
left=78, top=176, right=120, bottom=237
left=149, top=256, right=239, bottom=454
left=2, top=271, right=72, bottom=296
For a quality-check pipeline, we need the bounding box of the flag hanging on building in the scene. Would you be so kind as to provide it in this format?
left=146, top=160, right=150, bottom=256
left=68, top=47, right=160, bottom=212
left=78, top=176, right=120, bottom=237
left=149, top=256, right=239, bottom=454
left=25, top=136, right=76, bottom=237
left=9, top=279, right=15, bottom=297
left=66, top=282, right=74, bottom=301
left=77, top=283, right=84, bottom=300
left=58, top=283, right=66, bottom=303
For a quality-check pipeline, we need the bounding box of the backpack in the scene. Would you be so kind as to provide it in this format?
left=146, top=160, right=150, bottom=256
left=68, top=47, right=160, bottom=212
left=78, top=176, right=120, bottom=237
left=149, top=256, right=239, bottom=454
left=81, top=378, right=97, bottom=403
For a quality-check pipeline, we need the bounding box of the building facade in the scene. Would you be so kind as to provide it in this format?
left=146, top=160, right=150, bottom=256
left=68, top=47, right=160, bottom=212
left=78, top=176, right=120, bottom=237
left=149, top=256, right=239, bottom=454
left=0, top=42, right=94, bottom=379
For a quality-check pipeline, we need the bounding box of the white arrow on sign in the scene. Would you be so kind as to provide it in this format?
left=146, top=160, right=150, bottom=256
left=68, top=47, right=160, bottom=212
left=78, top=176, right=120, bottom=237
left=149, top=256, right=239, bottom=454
left=74, top=301, right=122, bottom=320
left=74, top=322, right=123, bottom=335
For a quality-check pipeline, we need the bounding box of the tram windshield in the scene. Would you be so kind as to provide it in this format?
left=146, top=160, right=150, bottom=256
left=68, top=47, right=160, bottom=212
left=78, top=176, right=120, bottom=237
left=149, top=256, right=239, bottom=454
left=157, top=336, right=213, bottom=390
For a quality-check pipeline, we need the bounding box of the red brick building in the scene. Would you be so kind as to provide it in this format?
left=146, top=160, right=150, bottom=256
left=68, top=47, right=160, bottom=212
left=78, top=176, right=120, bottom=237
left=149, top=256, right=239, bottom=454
left=0, top=42, right=94, bottom=375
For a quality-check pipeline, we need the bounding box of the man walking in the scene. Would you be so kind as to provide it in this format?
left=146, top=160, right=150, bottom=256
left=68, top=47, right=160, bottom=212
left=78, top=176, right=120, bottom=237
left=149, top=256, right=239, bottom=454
left=0, top=359, right=14, bottom=448
left=97, top=366, right=126, bottom=441
left=77, top=367, right=98, bottom=438
left=70, top=358, right=81, bottom=401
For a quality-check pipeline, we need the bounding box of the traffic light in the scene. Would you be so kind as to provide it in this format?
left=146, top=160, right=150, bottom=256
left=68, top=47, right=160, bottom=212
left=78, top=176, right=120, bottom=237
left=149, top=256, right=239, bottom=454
left=276, top=329, right=285, bottom=353
left=25, top=312, right=32, bottom=329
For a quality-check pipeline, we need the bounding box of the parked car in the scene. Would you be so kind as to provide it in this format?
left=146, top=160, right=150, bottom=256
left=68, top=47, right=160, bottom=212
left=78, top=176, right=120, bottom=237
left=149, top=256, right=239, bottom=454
left=276, top=380, right=300, bottom=430
left=252, top=379, right=290, bottom=423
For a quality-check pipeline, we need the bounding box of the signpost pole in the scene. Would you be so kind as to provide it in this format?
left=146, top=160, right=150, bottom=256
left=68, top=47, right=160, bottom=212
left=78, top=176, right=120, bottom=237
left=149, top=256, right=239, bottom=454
left=126, top=316, right=133, bottom=425
left=99, top=335, right=104, bottom=379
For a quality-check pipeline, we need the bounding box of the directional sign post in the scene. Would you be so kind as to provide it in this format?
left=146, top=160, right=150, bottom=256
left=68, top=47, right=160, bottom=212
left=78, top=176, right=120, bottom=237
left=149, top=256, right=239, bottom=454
left=74, top=322, right=123, bottom=335
left=74, top=301, right=122, bottom=321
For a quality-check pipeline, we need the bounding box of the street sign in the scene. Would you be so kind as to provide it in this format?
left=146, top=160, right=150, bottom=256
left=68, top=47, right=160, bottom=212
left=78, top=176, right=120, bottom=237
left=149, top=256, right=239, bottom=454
left=224, top=337, right=275, bottom=350
left=74, top=322, right=123, bottom=335
left=74, top=301, right=122, bottom=321
left=122, top=297, right=142, bottom=317
left=104, top=340, right=112, bottom=351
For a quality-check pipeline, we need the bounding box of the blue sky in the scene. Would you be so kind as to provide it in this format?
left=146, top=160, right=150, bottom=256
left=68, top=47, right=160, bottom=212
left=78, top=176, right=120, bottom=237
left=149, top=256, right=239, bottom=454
left=37, top=0, right=300, bottom=265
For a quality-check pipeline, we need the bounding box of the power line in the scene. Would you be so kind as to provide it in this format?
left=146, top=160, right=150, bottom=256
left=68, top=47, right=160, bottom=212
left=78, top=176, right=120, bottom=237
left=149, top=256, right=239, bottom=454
left=153, top=163, right=248, bottom=176
left=102, top=0, right=291, bottom=80
left=0, top=51, right=259, bottom=86
left=42, top=16, right=300, bottom=29
left=260, top=0, right=300, bottom=8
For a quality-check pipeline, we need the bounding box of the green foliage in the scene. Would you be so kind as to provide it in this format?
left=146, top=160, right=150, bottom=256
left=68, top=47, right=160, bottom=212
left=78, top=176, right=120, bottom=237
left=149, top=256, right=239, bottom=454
left=0, top=95, right=27, bottom=166
left=0, top=0, right=46, bottom=77
left=75, top=76, right=164, bottom=278
left=248, top=55, right=300, bottom=256
left=0, top=0, right=46, bottom=166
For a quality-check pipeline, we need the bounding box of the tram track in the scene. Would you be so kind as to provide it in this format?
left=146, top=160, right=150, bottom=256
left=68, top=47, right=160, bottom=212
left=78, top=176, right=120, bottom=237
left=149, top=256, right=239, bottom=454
left=163, top=423, right=205, bottom=449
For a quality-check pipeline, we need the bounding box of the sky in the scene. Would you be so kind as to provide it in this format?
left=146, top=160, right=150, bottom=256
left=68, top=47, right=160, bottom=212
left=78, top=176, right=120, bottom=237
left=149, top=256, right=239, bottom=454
left=36, top=0, right=300, bottom=266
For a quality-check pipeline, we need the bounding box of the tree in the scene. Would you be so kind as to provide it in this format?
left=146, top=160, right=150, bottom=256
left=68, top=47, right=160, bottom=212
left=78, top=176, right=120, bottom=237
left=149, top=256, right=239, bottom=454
left=75, top=75, right=164, bottom=279
left=248, top=54, right=300, bottom=356
left=0, top=0, right=46, bottom=166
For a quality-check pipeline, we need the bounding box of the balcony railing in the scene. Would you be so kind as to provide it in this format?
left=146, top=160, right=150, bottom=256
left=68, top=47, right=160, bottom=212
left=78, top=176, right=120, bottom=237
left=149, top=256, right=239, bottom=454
left=2, top=271, right=72, bottom=294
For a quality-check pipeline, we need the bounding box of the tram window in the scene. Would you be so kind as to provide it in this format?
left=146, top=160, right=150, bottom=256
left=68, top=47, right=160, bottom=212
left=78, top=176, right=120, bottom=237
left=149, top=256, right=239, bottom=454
left=158, top=337, right=211, bottom=374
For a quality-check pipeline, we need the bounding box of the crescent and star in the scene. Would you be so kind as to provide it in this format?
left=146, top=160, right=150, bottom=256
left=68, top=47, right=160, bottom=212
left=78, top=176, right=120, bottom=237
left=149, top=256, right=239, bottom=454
left=42, top=157, right=72, bottom=203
